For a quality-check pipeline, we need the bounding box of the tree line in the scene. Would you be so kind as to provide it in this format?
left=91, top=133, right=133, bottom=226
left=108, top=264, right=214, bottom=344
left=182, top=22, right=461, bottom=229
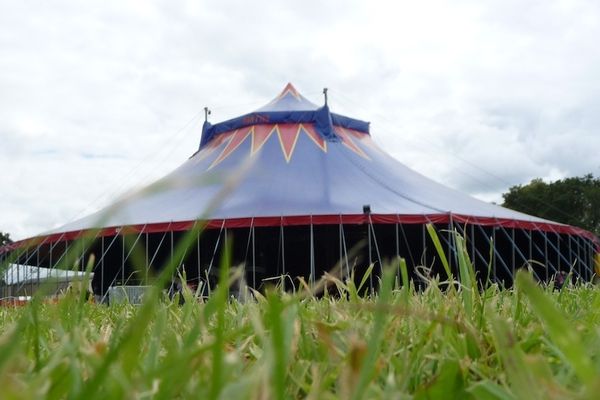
left=0, top=231, right=11, bottom=247
left=502, top=173, right=600, bottom=237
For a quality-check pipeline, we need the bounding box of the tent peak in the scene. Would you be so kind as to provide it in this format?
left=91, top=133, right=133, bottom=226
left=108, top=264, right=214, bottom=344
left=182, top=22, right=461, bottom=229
left=278, top=82, right=301, bottom=99
left=254, top=83, right=320, bottom=112
left=198, top=83, right=371, bottom=150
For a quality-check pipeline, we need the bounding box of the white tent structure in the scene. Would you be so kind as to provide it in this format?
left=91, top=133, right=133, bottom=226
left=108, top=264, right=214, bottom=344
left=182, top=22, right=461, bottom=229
left=1, top=264, right=92, bottom=298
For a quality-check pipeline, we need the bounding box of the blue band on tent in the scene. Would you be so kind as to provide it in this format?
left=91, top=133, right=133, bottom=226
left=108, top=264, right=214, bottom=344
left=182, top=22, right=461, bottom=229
left=199, top=107, right=370, bottom=149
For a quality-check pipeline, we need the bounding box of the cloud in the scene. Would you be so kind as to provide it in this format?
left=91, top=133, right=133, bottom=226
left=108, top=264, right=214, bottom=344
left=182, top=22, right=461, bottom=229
left=1, top=0, right=600, bottom=239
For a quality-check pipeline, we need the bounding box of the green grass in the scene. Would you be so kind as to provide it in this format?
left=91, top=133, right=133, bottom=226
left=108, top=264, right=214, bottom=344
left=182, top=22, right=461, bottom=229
left=1, top=229, right=600, bottom=399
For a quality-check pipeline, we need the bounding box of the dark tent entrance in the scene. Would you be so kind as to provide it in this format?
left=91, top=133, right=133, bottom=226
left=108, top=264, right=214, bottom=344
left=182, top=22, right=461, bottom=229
left=4, top=217, right=597, bottom=299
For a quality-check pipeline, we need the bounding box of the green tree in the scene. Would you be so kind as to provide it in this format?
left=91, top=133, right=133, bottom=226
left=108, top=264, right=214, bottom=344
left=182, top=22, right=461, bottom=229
left=0, top=231, right=12, bottom=247
left=502, top=174, right=600, bottom=237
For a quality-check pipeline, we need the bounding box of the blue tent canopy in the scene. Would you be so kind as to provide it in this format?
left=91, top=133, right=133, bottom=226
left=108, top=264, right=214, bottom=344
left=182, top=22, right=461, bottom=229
left=2, top=83, right=598, bottom=290
left=44, top=83, right=581, bottom=234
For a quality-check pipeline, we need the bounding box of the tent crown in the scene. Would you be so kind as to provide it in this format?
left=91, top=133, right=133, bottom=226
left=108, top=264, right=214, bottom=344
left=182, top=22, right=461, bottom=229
left=198, top=83, right=370, bottom=150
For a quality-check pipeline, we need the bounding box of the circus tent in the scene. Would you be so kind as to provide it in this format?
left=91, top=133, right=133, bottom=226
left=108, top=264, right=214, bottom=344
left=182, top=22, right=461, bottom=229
left=2, top=84, right=599, bottom=295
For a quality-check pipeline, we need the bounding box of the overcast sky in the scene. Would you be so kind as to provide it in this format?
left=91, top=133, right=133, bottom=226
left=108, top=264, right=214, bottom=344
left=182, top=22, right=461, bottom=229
left=2, top=0, right=600, bottom=240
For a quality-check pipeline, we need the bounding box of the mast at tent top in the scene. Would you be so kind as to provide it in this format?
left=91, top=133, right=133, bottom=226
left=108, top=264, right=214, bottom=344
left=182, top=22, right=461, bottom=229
left=204, top=107, right=211, bottom=122
left=323, top=88, right=328, bottom=105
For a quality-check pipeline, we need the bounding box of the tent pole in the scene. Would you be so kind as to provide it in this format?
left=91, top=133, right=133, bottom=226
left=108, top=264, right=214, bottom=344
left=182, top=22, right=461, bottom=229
left=585, top=238, right=591, bottom=281
left=60, top=242, right=67, bottom=293
left=573, top=235, right=594, bottom=282
left=310, top=217, right=315, bottom=288
left=197, top=229, right=201, bottom=289
left=446, top=220, right=452, bottom=277
left=18, top=248, right=23, bottom=294
left=11, top=255, right=14, bottom=297
left=511, top=228, right=516, bottom=277
left=100, top=231, right=135, bottom=304
left=395, top=221, right=400, bottom=259
left=22, top=247, right=27, bottom=296
left=492, top=227, right=497, bottom=283
left=78, top=239, right=84, bottom=295
left=585, top=238, right=590, bottom=280
left=19, top=237, right=49, bottom=273
left=544, top=230, right=549, bottom=281
left=543, top=229, right=562, bottom=277
left=47, top=244, right=53, bottom=295
left=339, top=219, right=343, bottom=276
left=367, top=217, right=373, bottom=292
left=493, top=222, right=529, bottom=285
left=206, top=220, right=225, bottom=283
left=567, top=235, right=575, bottom=280
left=170, top=229, right=174, bottom=278
left=474, top=224, right=512, bottom=283
left=50, top=233, right=65, bottom=268
left=48, top=240, right=53, bottom=293
left=571, top=234, right=591, bottom=279
left=22, top=247, right=34, bottom=296
left=528, top=228, right=533, bottom=269
left=367, top=217, right=373, bottom=293
left=543, top=229, right=561, bottom=278
left=447, top=216, right=453, bottom=274
left=398, top=218, right=416, bottom=267
left=31, top=246, right=35, bottom=295
left=470, top=224, right=475, bottom=268
left=590, top=240, right=596, bottom=278
left=281, top=222, right=286, bottom=278
left=23, top=247, right=29, bottom=295
left=369, top=217, right=383, bottom=279
left=2, top=254, right=6, bottom=298
left=65, top=241, right=70, bottom=290
left=430, top=216, right=453, bottom=278
left=424, top=216, right=460, bottom=277
left=582, top=239, right=588, bottom=277
left=7, top=250, right=11, bottom=296
left=241, top=222, right=252, bottom=292
left=520, top=228, right=544, bottom=280
left=395, top=222, right=400, bottom=281
left=455, top=223, right=491, bottom=282
left=15, top=237, right=51, bottom=295
left=122, top=227, right=146, bottom=285
left=252, top=224, right=256, bottom=289
left=341, top=223, right=350, bottom=279
left=586, top=239, right=593, bottom=277
left=275, top=225, right=283, bottom=280
left=422, top=223, right=427, bottom=268
left=34, top=244, right=38, bottom=294
left=79, top=235, right=87, bottom=270
left=148, top=230, right=169, bottom=278
left=576, top=236, right=582, bottom=279
left=101, top=236, right=105, bottom=298
left=20, top=247, right=27, bottom=293
left=224, top=227, right=228, bottom=265
left=498, top=225, right=528, bottom=272
left=588, top=239, right=593, bottom=276
left=556, top=233, right=561, bottom=273
left=121, top=234, right=125, bottom=285
left=541, top=223, right=586, bottom=279
left=145, top=232, right=149, bottom=284
left=0, top=253, right=3, bottom=298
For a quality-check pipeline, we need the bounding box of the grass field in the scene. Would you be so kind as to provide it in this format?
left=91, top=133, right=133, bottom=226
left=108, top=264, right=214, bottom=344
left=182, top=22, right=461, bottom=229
left=1, top=230, right=600, bottom=399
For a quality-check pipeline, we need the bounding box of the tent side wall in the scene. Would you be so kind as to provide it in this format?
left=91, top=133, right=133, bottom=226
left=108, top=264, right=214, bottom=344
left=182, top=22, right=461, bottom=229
left=2, top=220, right=598, bottom=299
